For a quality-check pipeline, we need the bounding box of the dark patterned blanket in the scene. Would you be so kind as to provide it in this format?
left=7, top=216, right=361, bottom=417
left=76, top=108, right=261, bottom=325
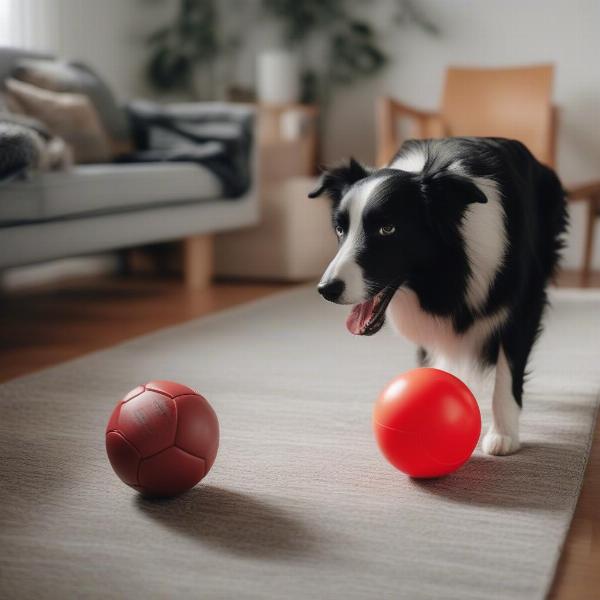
left=119, top=101, right=255, bottom=198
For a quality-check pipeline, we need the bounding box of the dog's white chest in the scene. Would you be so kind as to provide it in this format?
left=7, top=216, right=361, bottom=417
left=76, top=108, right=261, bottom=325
left=386, top=287, right=507, bottom=363
left=387, top=288, right=454, bottom=351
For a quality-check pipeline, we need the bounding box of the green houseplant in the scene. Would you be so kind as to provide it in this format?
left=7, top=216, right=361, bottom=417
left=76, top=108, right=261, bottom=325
left=145, top=0, right=438, bottom=102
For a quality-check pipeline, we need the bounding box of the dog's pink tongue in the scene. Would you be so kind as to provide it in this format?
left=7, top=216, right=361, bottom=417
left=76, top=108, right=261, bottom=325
left=346, top=298, right=377, bottom=335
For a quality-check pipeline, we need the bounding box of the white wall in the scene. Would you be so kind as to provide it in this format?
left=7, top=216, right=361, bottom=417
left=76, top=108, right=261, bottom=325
left=324, top=0, right=600, bottom=269
left=52, top=0, right=164, bottom=101
left=0, top=0, right=156, bottom=99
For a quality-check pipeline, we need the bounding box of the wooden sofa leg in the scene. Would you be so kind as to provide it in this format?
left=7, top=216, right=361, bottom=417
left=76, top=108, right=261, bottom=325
left=183, top=234, right=214, bottom=290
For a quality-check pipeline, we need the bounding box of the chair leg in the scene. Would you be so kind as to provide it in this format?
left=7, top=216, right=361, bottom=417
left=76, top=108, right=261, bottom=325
left=581, top=197, right=598, bottom=287
left=183, top=234, right=214, bottom=290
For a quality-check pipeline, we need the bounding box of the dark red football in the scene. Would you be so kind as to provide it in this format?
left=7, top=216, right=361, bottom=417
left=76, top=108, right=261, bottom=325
left=105, top=380, right=219, bottom=497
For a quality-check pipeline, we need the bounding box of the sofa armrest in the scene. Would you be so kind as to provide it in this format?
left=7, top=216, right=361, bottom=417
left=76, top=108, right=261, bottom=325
left=124, top=100, right=257, bottom=198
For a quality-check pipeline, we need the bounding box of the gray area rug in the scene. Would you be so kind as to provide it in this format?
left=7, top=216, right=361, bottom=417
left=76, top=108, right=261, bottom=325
left=1, top=287, right=599, bottom=600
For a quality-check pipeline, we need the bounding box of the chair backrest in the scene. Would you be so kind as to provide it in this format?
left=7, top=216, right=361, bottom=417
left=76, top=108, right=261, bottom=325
left=441, top=65, right=556, bottom=166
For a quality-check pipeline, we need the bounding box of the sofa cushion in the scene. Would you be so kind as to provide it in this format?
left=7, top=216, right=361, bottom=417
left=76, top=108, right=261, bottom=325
left=12, top=58, right=131, bottom=143
left=6, top=78, right=112, bottom=164
left=0, top=162, right=222, bottom=224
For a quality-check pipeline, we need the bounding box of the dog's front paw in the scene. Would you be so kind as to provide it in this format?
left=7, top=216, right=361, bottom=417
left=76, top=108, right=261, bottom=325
left=482, top=430, right=520, bottom=456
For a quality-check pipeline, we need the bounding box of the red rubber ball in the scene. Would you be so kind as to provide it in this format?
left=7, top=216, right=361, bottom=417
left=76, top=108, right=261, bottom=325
left=105, top=381, right=219, bottom=497
left=373, top=368, right=481, bottom=478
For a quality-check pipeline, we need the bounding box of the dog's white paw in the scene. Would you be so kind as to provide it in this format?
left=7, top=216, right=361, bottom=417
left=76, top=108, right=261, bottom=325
left=482, top=430, right=520, bottom=456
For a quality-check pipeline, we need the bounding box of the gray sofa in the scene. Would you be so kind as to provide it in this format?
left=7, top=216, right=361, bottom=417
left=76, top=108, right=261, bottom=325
left=0, top=48, right=258, bottom=285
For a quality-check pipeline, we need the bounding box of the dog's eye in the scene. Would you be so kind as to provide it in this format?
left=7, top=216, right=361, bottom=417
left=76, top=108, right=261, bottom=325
left=379, top=225, right=396, bottom=236
left=335, top=225, right=344, bottom=237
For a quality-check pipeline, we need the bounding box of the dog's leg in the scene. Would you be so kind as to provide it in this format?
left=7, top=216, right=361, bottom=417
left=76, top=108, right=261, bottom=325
left=483, top=284, right=548, bottom=455
left=482, top=346, right=521, bottom=455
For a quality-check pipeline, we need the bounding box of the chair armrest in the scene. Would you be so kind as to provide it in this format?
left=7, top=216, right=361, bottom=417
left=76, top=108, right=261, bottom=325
left=566, top=180, right=600, bottom=201
left=376, top=97, right=445, bottom=166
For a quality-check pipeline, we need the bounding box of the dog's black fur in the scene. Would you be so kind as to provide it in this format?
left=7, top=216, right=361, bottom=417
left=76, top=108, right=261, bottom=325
left=310, top=137, right=568, bottom=408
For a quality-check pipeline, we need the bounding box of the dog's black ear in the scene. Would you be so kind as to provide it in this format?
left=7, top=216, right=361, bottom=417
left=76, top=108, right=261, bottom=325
left=308, top=158, right=370, bottom=204
left=421, top=172, right=488, bottom=207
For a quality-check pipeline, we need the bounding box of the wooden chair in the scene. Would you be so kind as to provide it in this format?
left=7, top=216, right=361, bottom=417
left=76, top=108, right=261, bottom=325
left=376, top=65, right=600, bottom=285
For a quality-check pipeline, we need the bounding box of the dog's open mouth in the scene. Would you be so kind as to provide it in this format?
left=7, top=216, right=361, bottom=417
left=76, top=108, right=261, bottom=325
left=346, top=286, right=397, bottom=336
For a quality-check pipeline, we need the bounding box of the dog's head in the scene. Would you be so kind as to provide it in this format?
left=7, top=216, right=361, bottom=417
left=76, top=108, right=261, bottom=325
left=309, top=158, right=487, bottom=335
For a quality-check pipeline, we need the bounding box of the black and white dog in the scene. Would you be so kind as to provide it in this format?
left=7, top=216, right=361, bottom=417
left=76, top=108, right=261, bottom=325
left=309, top=137, right=568, bottom=456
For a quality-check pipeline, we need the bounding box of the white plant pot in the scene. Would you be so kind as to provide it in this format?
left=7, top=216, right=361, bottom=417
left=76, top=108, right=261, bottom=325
left=256, top=50, right=300, bottom=105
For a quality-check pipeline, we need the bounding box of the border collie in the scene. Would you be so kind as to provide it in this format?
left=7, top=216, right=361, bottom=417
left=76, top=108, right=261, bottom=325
left=309, top=137, right=568, bottom=455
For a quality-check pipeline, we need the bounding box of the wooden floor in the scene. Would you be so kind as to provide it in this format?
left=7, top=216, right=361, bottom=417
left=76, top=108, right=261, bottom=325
left=1, top=270, right=598, bottom=600
left=0, top=276, right=293, bottom=382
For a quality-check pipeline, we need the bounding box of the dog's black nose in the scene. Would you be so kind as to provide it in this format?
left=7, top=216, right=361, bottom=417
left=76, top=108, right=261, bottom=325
left=318, top=279, right=345, bottom=302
